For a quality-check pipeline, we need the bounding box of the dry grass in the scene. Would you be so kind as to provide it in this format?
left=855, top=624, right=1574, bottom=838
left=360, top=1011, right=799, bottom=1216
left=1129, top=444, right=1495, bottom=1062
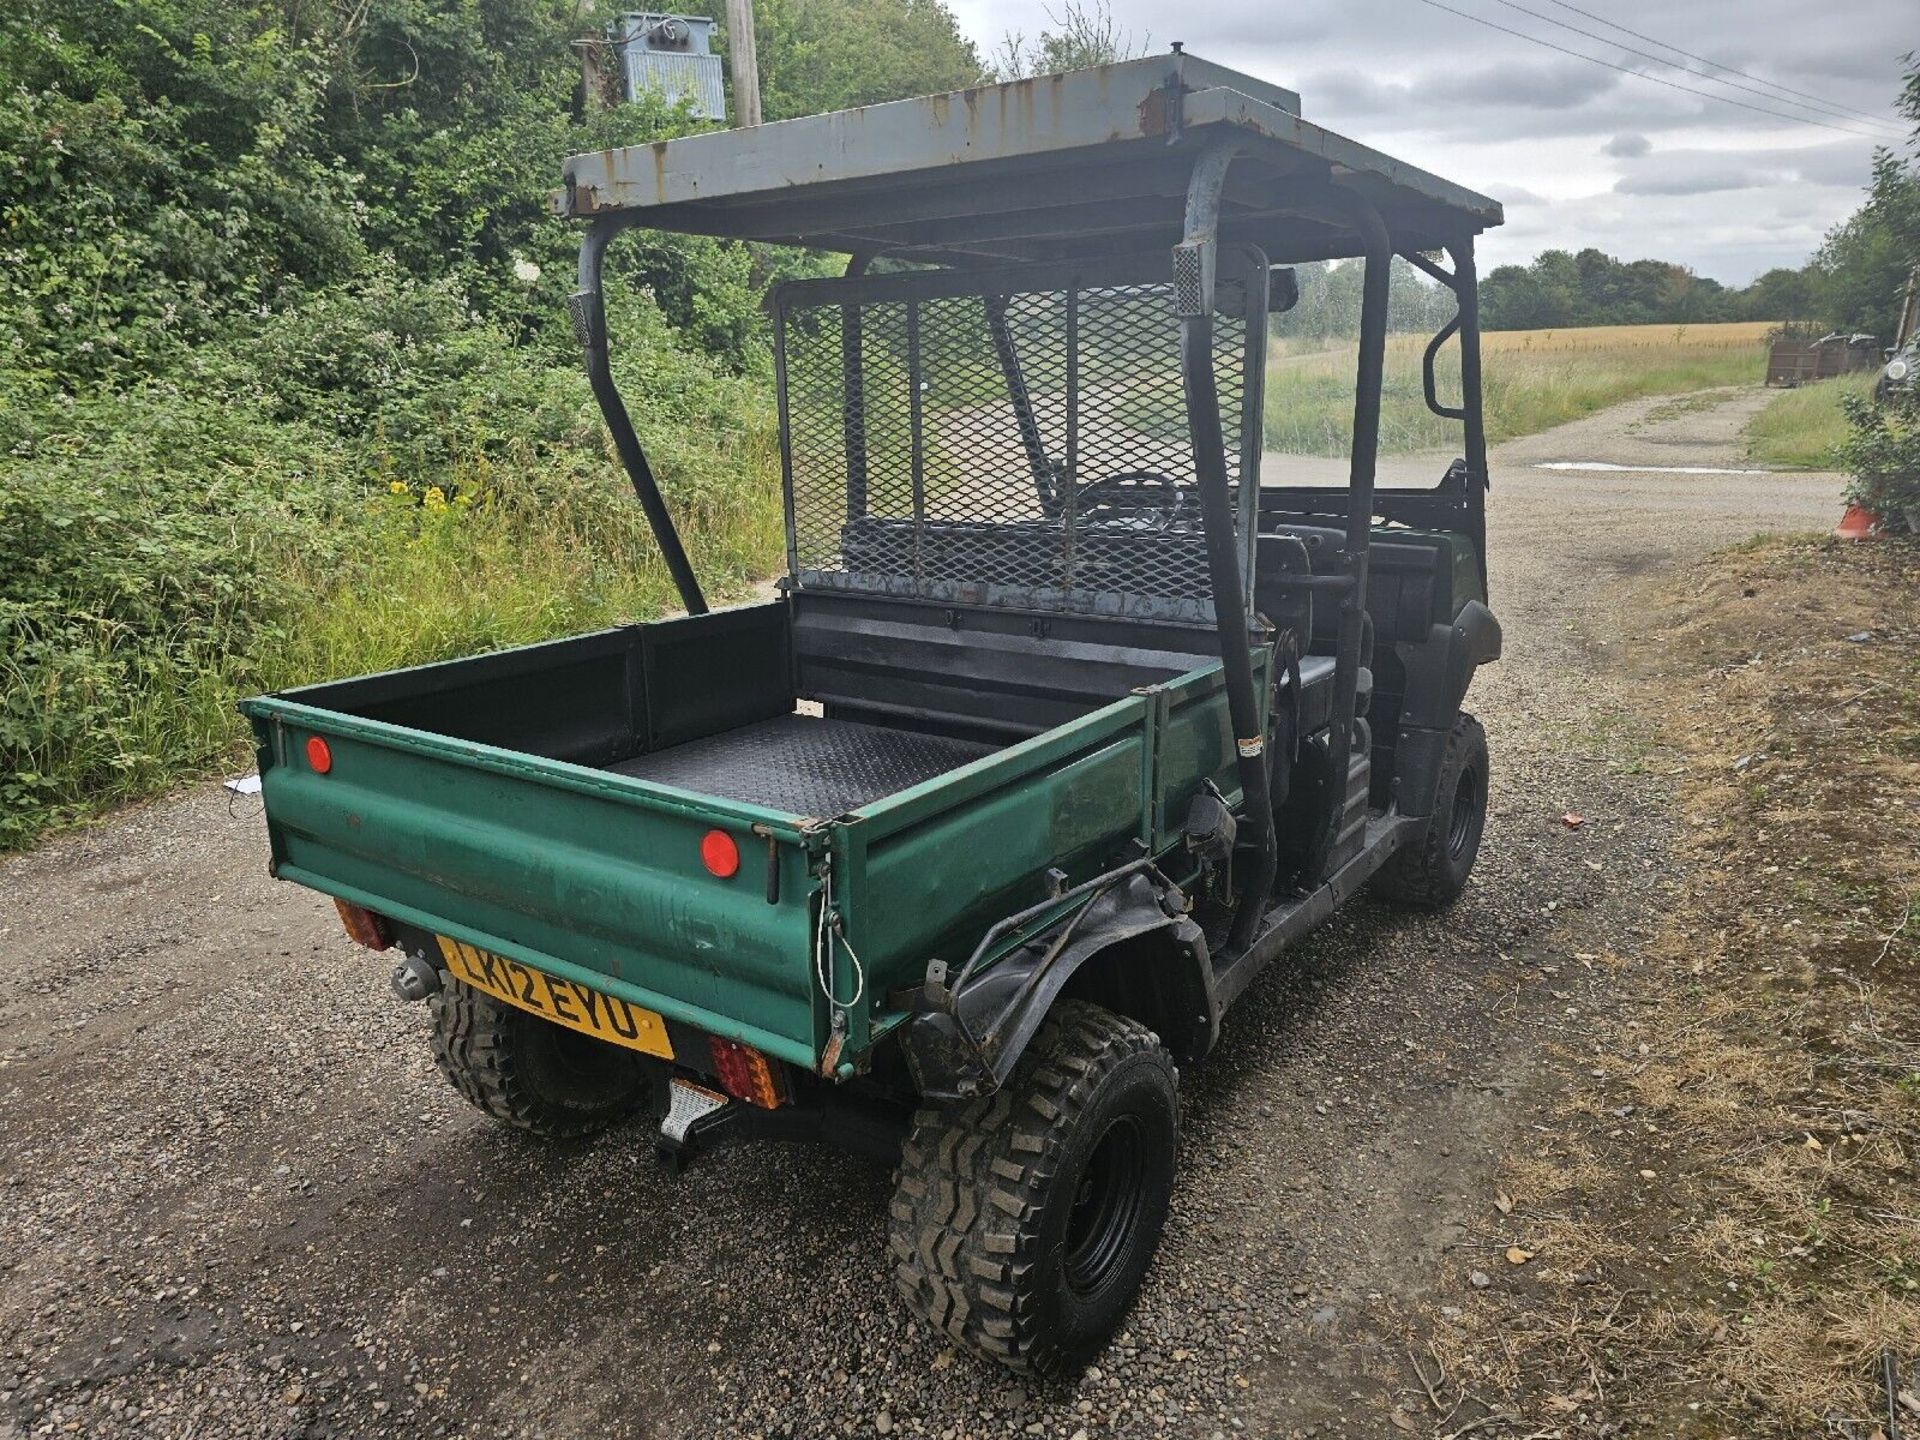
left=1477, top=321, right=1780, bottom=354
left=1266, top=322, right=1774, bottom=457
left=1416, top=538, right=1920, bottom=1438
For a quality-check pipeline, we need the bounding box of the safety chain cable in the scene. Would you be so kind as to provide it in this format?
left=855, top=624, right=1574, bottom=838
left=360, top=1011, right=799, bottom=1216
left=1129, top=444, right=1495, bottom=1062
left=813, top=863, right=866, bottom=1010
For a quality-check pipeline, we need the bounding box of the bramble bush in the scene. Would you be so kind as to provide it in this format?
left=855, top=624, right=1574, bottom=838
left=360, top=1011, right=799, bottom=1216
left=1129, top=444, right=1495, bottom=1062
left=0, top=383, right=354, bottom=839
left=0, top=279, right=778, bottom=843
left=1839, top=386, right=1920, bottom=532
left=0, top=0, right=981, bottom=846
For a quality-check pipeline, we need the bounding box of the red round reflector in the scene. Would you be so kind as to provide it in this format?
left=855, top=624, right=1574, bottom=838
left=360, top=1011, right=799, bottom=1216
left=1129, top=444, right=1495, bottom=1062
left=306, top=736, right=333, bottom=774
left=700, top=829, right=740, bottom=878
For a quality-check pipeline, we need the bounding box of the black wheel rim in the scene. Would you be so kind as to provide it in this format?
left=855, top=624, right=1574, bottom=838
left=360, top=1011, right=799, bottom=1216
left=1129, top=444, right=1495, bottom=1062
left=1447, top=763, right=1483, bottom=860
left=1064, top=1116, right=1146, bottom=1295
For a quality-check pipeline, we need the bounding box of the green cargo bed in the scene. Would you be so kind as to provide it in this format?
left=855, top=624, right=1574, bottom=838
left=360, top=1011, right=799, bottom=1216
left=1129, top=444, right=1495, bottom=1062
left=243, top=597, right=1259, bottom=1074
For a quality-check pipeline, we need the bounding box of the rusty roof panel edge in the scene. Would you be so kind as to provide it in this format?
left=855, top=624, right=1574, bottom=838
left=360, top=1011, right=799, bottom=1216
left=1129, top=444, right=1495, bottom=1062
left=554, top=53, right=1500, bottom=239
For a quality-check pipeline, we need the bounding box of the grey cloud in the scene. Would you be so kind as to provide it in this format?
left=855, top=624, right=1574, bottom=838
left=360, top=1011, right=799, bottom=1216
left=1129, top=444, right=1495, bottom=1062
left=1614, top=166, right=1771, bottom=195
left=1423, top=58, right=1618, bottom=110
left=1308, top=56, right=1615, bottom=116
left=1610, top=141, right=1871, bottom=197
left=1302, top=62, right=1723, bottom=144
left=1603, top=132, right=1652, bottom=158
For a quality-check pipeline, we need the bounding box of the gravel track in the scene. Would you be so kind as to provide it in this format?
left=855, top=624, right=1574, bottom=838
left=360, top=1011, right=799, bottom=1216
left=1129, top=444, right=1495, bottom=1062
left=0, top=387, right=1843, bottom=1439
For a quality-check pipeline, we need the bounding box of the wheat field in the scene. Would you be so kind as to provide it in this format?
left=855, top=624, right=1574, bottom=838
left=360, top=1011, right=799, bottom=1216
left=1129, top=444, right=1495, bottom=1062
left=1266, top=321, right=1775, bottom=457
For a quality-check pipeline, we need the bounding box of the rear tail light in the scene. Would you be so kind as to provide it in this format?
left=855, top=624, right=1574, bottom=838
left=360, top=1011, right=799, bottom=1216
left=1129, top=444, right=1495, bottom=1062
left=306, top=736, right=333, bottom=773
left=707, top=1036, right=787, bottom=1109
left=334, top=898, right=393, bottom=951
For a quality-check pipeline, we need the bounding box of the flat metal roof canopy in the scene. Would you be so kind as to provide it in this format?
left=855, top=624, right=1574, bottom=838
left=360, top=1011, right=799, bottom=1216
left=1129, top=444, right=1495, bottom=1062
left=557, top=52, right=1503, bottom=263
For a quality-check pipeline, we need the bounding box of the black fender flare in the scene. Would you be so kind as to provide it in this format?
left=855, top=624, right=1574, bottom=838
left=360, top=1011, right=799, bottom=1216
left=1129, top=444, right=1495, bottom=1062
left=901, top=872, right=1215, bottom=1102
left=1391, top=600, right=1501, bottom=817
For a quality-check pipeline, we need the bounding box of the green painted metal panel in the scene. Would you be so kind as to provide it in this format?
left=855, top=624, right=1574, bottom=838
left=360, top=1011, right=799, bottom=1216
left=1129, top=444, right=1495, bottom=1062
left=847, top=731, right=1148, bottom=995
left=246, top=703, right=824, bottom=1058
left=850, top=694, right=1148, bottom=841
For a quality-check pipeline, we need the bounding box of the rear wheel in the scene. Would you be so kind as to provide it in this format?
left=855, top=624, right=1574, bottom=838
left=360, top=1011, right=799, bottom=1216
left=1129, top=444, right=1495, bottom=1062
left=430, top=980, right=650, bottom=1139
left=1375, top=712, right=1488, bottom=908
left=887, top=1000, right=1178, bottom=1376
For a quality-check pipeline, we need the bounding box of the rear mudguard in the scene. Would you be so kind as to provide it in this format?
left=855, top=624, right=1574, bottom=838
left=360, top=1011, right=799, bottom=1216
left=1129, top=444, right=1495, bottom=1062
left=1392, top=600, right=1502, bottom=817
left=901, top=871, right=1213, bottom=1102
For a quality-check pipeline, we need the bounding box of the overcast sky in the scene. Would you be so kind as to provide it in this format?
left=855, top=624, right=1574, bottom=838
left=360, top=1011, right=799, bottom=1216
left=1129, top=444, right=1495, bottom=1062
left=943, top=0, right=1916, bottom=284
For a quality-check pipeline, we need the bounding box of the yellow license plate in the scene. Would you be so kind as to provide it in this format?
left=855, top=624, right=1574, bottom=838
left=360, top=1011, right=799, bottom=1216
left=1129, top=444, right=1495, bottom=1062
left=435, top=936, right=674, bottom=1060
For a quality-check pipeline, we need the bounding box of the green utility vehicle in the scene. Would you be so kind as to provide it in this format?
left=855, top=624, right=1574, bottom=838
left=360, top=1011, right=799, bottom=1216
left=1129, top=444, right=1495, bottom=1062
left=244, top=52, right=1503, bottom=1375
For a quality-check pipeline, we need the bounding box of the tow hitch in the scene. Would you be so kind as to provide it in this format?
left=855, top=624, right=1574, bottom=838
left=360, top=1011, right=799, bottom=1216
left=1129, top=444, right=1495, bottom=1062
left=390, top=951, right=442, bottom=1002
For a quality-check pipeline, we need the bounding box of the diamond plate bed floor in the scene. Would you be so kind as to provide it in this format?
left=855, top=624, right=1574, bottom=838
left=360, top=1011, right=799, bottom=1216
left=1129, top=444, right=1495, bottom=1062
left=606, top=714, right=998, bottom=816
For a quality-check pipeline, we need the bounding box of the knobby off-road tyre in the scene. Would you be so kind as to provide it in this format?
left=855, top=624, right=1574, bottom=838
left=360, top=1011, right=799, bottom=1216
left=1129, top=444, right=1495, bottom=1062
left=888, top=1000, right=1179, bottom=1377
left=430, top=979, right=649, bottom=1140
left=1375, top=711, right=1489, bottom=909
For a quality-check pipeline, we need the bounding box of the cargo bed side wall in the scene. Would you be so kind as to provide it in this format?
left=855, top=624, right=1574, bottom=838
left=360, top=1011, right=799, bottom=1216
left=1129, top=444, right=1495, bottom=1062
left=791, top=590, right=1226, bottom=742
left=265, top=602, right=794, bottom=767
left=638, top=602, right=794, bottom=749
left=832, top=652, right=1262, bottom=1041
left=833, top=696, right=1155, bottom=1042
left=278, top=628, right=641, bottom=767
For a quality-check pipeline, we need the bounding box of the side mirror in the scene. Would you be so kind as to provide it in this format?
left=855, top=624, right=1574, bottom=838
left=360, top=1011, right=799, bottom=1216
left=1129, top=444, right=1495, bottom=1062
left=1269, top=267, right=1300, bottom=315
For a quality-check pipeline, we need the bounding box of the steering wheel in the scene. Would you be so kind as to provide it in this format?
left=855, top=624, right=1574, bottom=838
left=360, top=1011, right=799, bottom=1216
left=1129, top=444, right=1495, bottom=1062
left=1073, top=470, right=1194, bottom=529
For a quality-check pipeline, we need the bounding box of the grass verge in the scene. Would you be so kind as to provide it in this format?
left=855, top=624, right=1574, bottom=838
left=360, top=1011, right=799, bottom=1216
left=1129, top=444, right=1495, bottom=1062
left=1746, top=373, right=1877, bottom=470
left=1264, top=322, right=1773, bottom=457
left=1423, top=537, right=1920, bottom=1436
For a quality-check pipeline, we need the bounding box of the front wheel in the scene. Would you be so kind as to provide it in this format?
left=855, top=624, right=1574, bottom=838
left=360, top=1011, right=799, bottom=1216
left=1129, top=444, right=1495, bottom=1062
left=430, top=980, right=651, bottom=1139
left=1375, top=711, right=1489, bottom=908
left=887, top=1000, right=1178, bottom=1376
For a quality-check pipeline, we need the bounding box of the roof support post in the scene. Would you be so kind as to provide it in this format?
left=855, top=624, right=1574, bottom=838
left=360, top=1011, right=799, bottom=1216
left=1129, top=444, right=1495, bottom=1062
left=572, top=217, right=709, bottom=616
left=1175, top=133, right=1274, bottom=955
left=1398, top=241, right=1490, bottom=600
left=840, top=251, right=872, bottom=526
left=1447, top=236, right=1491, bottom=603
left=1315, top=185, right=1391, bottom=850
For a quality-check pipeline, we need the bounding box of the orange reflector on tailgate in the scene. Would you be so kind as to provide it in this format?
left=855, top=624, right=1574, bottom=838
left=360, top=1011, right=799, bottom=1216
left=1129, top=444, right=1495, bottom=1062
left=707, top=1036, right=787, bottom=1109
left=334, top=898, right=393, bottom=951
left=699, top=829, right=740, bottom=878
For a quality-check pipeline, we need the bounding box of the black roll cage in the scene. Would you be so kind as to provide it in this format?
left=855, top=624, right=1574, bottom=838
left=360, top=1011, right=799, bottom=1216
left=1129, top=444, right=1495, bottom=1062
left=568, top=147, right=1491, bottom=973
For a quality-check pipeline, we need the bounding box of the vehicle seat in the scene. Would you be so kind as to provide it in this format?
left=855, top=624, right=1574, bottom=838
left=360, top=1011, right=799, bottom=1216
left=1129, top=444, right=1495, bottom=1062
left=1255, top=531, right=1339, bottom=732
left=1252, top=531, right=1317, bottom=648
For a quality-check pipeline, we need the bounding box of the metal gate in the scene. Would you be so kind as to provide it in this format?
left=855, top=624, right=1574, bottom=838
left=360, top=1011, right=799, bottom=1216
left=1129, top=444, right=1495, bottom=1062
left=772, top=250, right=1269, bottom=623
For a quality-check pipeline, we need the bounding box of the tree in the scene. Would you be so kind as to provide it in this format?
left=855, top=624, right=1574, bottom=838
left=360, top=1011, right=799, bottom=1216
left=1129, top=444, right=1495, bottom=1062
left=705, top=0, right=984, bottom=121
left=993, top=1, right=1149, bottom=80
left=1741, top=268, right=1824, bottom=325
left=1814, top=52, right=1918, bottom=339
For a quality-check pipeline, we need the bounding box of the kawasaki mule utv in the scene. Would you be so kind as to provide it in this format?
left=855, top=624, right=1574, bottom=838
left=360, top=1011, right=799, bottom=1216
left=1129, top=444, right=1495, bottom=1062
left=242, top=51, right=1503, bottom=1376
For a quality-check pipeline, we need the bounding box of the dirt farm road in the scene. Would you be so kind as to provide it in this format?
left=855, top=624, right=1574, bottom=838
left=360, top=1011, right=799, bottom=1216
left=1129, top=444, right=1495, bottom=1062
left=0, top=387, right=1842, bottom=1440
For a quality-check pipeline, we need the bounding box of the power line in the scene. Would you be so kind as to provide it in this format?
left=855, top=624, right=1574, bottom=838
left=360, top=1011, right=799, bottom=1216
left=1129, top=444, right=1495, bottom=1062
left=1539, top=0, right=1903, bottom=131
left=1490, top=0, right=1905, bottom=138
left=1415, top=0, right=1898, bottom=141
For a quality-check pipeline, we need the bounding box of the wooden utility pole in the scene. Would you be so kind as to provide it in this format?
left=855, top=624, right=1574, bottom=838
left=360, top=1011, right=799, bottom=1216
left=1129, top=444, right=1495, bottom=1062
left=575, top=0, right=612, bottom=112
left=725, top=0, right=762, bottom=126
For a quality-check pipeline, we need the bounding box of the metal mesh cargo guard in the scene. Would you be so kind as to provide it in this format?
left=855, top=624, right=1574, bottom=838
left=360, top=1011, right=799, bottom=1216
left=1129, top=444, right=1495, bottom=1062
left=773, top=253, right=1268, bottom=622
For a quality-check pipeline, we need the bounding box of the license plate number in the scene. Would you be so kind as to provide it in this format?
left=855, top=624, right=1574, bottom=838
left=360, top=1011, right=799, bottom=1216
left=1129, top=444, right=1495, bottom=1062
left=434, top=936, right=674, bottom=1060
